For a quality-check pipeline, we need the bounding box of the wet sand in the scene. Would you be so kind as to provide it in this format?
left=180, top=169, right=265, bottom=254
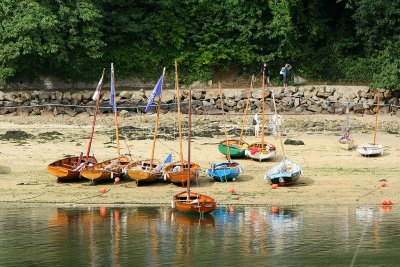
left=0, top=112, right=399, bottom=207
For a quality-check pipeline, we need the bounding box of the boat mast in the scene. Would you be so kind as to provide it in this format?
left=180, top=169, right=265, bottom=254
left=261, top=68, right=265, bottom=146
left=271, top=88, right=286, bottom=158
left=219, top=81, right=231, bottom=161
left=239, top=75, right=253, bottom=142
left=373, top=92, right=380, bottom=145
left=187, top=87, right=192, bottom=197
left=150, top=68, right=166, bottom=168
left=111, top=63, right=121, bottom=159
left=175, top=61, right=184, bottom=164
left=86, top=68, right=105, bottom=161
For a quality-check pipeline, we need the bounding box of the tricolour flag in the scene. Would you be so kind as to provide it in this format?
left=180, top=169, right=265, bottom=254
left=92, top=70, right=104, bottom=101
left=145, top=67, right=165, bottom=112
left=110, top=63, right=117, bottom=112
left=156, top=151, right=173, bottom=172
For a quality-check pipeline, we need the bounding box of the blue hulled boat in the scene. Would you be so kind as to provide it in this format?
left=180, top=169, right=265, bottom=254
left=264, top=158, right=302, bottom=186
left=207, top=161, right=242, bottom=182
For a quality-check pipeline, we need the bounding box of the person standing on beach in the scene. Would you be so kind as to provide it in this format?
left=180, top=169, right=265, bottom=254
left=280, top=63, right=292, bottom=88
left=253, top=113, right=260, bottom=137
left=270, top=111, right=283, bottom=139
left=261, top=63, right=269, bottom=85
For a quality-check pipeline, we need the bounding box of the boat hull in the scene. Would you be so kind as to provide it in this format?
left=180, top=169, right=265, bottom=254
left=357, top=143, right=383, bottom=157
left=164, top=161, right=201, bottom=184
left=264, top=158, right=302, bottom=186
left=218, top=139, right=248, bottom=158
left=80, top=156, right=131, bottom=182
left=245, top=142, right=276, bottom=161
left=126, top=159, right=162, bottom=184
left=47, top=156, right=97, bottom=182
left=173, top=191, right=217, bottom=214
left=338, top=138, right=354, bottom=150
left=206, top=161, right=242, bottom=182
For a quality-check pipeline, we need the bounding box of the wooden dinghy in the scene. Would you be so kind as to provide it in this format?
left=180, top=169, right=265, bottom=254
left=245, top=142, right=276, bottom=161
left=172, top=79, right=216, bottom=214
left=172, top=191, right=217, bottom=214
left=164, top=161, right=201, bottom=184
left=47, top=155, right=98, bottom=182
left=218, top=139, right=248, bottom=158
left=126, top=159, right=162, bottom=185
left=208, top=82, right=243, bottom=182
left=47, top=69, right=105, bottom=182
left=264, top=158, right=302, bottom=186
left=80, top=156, right=131, bottom=183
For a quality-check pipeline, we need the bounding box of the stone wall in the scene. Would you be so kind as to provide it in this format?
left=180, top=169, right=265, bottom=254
left=0, top=85, right=399, bottom=117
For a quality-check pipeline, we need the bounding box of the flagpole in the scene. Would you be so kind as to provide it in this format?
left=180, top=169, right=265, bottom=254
left=86, top=68, right=105, bottom=160
left=111, top=63, right=121, bottom=159
left=150, top=68, right=166, bottom=169
left=175, top=61, right=184, bottom=165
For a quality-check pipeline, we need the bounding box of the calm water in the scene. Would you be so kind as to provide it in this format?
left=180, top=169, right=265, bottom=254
left=0, top=205, right=399, bottom=267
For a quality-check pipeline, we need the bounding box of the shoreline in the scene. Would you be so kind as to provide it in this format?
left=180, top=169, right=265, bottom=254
left=0, top=113, right=399, bottom=208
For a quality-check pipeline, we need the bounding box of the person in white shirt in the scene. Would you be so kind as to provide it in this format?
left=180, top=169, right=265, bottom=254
left=252, top=113, right=260, bottom=137
left=270, top=112, right=283, bottom=139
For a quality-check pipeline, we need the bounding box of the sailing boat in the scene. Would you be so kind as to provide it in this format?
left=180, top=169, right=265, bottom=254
left=245, top=69, right=276, bottom=162
left=47, top=69, right=105, bottom=182
left=207, top=81, right=243, bottom=182
left=126, top=68, right=167, bottom=185
left=164, top=61, right=201, bottom=185
left=357, top=92, right=384, bottom=156
left=81, top=63, right=130, bottom=183
left=217, top=76, right=253, bottom=158
left=264, top=88, right=302, bottom=186
left=338, top=102, right=355, bottom=150
left=172, top=87, right=217, bottom=214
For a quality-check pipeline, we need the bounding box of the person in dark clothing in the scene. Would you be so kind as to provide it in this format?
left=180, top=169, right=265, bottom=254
left=261, top=63, right=269, bottom=85
left=280, top=63, right=292, bottom=88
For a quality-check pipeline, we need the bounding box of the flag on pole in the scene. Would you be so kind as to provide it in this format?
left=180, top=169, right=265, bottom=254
left=92, top=71, right=104, bottom=101
left=110, top=63, right=117, bottom=112
left=156, top=151, right=173, bottom=172
left=145, top=68, right=165, bottom=112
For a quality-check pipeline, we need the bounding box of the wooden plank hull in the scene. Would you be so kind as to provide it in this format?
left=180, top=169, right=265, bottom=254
left=264, top=158, right=302, bottom=186
left=80, top=156, right=131, bottom=182
left=245, top=142, right=276, bottom=161
left=126, top=159, right=162, bottom=183
left=206, top=161, right=242, bottom=182
left=357, top=143, right=383, bottom=157
left=218, top=139, right=248, bottom=158
left=47, top=156, right=97, bottom=182
left=173, top=191, right=217, bottom=214
left=164, top=161, right=201, bottom=184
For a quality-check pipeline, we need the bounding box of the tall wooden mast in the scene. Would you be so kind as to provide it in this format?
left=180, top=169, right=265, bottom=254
left=150, top=68, right=166, bottom=168
left=86, top=68, right=105, bottom=160
left=175, top=61, right=184, bottom=164
left=187, top=87, right=192, bottom=197
left=271, top=88, right=285, bottom=158
left=261, top=68, right=265, bottom=146
left=219, top=81, right=231, bottom=161
left=239, top=75, right=253, bottom=142
left=110, top=63, right=121, bottom=159
left=373, top=92, right=380, bottom=145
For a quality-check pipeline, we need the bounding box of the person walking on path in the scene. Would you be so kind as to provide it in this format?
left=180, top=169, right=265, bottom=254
left=252, top=113, right=260, bottom=137
left=280, top=63, right=292, bottom=88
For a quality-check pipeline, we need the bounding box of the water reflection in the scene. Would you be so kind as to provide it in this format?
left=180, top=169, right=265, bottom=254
left=0, top=206, right=399, bottom=266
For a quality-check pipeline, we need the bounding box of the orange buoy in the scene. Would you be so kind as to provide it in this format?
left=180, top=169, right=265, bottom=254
left=380, top=181, right=386, bottom=187
left=100, top=187, right=107, bottom=194
left=115, top=177, right=121, bottom=183
left=229, top=207, right=234, bottom=214
left=381, top=200, right=389, bottom=205
left=271, top=184, right=278, bottom=189
left=387, top=200, right=393, bottom=205
left=100, top=207, right=107, bottom=218
left=229, top=188, right=235, bottom=194
left=271, top=207, right=279, bottom=213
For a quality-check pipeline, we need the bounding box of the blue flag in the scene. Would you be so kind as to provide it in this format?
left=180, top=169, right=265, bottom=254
left=145, top=68, right=165, bottom=112
left=156, top=151, right=173, bottom=172
left=110, top=63, right=117, bottom=112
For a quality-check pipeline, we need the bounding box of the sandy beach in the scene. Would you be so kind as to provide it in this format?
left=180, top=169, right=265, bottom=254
left=0, top=112, right=399, bottom=207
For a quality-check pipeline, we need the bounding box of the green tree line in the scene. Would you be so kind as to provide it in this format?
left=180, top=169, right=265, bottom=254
left=0, top=0, right=399, bottom=89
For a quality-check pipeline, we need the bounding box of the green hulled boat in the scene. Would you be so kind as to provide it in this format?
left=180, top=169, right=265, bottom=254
left=218, top=139, right=249, bottom=158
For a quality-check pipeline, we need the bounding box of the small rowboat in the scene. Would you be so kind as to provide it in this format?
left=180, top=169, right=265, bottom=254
left=80, top=156, right=131, bottom=183
left=172, top=191, right=217, bottom=214
left=207, top=161, right=242, bottom=182
left=264, top=158, right=302, bottom=186
left=47, top=155, right=97, bottom=182
left=126, top=159, right=163, bottom=185
left=245, top=142, right=276, bottom=162
left=357, top=143, right=383, bottom=157
left=164, top=161, right=201, bottom=184
left=218, top=139, right=249, bottom=158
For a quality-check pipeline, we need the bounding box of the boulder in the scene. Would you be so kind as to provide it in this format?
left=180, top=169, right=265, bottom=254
left=119, top=91, right=132, bottom=99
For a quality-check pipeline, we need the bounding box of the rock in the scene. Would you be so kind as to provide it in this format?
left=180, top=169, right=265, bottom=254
left=4, top=93, right=17, bottom=101
left=82, top=90, right=93, bottom=100
left=206, top=108, right=223, bottom=115
left=202, top=100, right=212, bottom=107
left=284, top=139, right=305, bottom=145
left=294, top=75, right=307, bottom=85
left=307, top=105, right=322, bottom=113
left=65, top=109, right=78, bottom=117
left=162, top=90, right=175, bottom=102
left=0, top=91, right=4, bottom=101
left=71, top=92, right=82, bottom=102
left=119, top=110, right=130, bottom=118
left=131, top=91, right=145, bottom=102
left=204, top=89, right=218, bottom=100
left=41, top=109, right=54, bottom=117
left=119, top=91, right=132, bottom=99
